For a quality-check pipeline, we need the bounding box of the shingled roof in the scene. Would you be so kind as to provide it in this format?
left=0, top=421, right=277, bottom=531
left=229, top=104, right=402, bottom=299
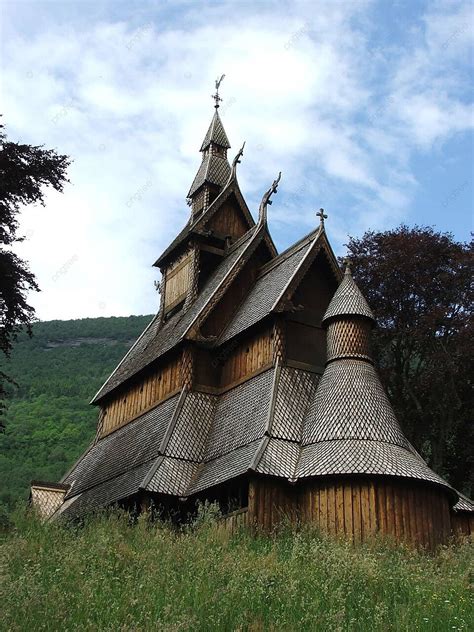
left=154, top=171, right=257, bottom=269
left=187, top=153, right=231, bottom=198
left=322, top=265, right=375, bottom=325
left=200, top=110, right=231, bottom=151
left=59, top=340, right=459, bottom=521
left=453, top=492, right=474, bottom=513
left=219, top=228, right=321, bottom=344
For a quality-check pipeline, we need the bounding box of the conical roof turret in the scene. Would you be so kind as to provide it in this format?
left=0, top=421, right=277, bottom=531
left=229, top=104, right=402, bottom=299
left=299, top=265, right=455, bottom=499
left=322, top=264, right=375, bottom=326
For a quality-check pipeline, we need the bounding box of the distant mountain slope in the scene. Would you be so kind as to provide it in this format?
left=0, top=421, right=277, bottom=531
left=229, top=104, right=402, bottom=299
left=0, top=315, right=153, bottom=514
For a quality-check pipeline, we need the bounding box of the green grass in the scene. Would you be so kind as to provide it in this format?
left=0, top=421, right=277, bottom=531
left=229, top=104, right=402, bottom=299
left=1, top=508, right=472, bottom=631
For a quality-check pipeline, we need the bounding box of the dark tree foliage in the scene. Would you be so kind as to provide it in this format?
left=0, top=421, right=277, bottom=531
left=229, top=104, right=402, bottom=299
left=0, top=122, right=71, bottom=427
left=344, top=226, right=473, bottom=494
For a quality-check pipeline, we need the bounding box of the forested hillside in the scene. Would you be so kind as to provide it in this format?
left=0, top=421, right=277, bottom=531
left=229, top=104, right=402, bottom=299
left=0, top=316, right=152, bottom=517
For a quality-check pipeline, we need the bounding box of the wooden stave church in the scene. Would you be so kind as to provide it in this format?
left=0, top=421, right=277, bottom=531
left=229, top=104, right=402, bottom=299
left=31, top=96, right=474, bottom=546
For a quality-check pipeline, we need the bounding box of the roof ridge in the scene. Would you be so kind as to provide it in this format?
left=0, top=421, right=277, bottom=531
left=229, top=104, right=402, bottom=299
left=226, top=225, right=256, bottom=253
left=258, top=227, right=320, bottom=278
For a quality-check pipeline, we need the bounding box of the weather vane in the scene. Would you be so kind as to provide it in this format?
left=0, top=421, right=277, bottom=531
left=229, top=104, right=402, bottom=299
left=316, top=208, right=328, bottom=226
left=212, top=74, right=225, bottom=108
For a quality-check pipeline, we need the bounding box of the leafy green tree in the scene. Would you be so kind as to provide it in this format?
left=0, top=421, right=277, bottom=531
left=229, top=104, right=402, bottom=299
left=344, top=226, right=473, bottom=494
left=0, top=122, right=71, bottom=427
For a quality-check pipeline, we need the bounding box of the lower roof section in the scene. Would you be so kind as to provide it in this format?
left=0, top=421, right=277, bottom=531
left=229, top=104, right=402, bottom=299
left=63, top=394, right=180, bottom=498
left=58, top=462, right=151, bottom=520
left=297, top=440, right=452, bottom=491
left=58, top=365, right=462, bottom=519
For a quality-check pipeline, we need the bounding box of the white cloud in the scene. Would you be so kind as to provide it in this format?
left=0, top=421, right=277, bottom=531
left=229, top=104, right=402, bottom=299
left=1, top=0, right=472, bottom=320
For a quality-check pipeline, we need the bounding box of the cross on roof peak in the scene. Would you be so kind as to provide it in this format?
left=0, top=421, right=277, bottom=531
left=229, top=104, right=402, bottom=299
left=316, top=208, right=328, bottom=226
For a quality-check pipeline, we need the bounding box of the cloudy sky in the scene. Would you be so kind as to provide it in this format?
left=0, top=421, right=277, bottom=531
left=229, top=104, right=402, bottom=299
left=2, top=0, right=473, bottom=321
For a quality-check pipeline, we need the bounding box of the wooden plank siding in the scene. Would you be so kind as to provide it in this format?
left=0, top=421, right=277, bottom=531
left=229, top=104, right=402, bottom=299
left=100, top=354, right=182, bottom=437
left=207, top=199, right=248, bottom=241
left=248, top=475, right=452, bottom=548
left=248, top=477, right=298, bottom=529
left=451, top=512, right=474, bottom=537
left=164, top=252, right=192, bottom=311
left=220, top=327, right=273, bottom=388
left=219, top=508, right=249, bottom=534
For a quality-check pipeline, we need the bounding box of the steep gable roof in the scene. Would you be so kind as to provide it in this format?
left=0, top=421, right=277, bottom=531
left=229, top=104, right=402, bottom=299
left=219, top=227, right=340, bottom=345
left=92, top=226, right=266, bottom=403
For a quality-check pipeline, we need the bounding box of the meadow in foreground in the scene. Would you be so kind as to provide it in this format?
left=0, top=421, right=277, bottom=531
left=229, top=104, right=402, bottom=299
left=0, top=507, right=472, bottom=632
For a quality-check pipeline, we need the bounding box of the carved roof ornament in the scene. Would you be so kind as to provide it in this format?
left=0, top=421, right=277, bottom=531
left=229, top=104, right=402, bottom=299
left=230, top=141, right=246, bottom=178
left=212, top=74, right=225, bottom=109
left=258, top=172, right=282, bottom=224
left=316, top=207, right=327, bottom=227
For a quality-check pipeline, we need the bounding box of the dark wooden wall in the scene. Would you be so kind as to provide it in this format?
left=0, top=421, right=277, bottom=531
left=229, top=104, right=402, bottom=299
left=202, top=247, right=265, bottom=339
left=248, top=476, right=298, bottom=531
left=451, top=512, right=474, bottom=537
left=286, top=251, right=338, bottom=369
left=248, top=475, right=453, bottom=548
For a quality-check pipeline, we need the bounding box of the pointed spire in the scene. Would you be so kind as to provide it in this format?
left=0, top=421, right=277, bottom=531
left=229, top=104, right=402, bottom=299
left=322, top=262, right=375, bottom=326
left=258, top=172, right=281, bottom=225
left=200, top=110, right=231, bottom=152
left=188, top=83, right=232, bottom=201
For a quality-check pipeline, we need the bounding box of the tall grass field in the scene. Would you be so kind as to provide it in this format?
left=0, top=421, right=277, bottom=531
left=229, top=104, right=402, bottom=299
left=1, top=508, right=472, bottom=631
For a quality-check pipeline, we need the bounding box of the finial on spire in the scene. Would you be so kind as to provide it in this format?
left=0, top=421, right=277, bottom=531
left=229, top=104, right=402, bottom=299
left=316, top=208, right=328, bottom=227
left=343, top=257, right=352, bottom=275
left=212, top=74, right=225, bottom=109
left=259, top=172, right=282, bottom=224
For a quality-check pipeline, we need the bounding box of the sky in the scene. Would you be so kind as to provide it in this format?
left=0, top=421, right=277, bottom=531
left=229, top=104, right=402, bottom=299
left=1, top=0, right=473, bottom=321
